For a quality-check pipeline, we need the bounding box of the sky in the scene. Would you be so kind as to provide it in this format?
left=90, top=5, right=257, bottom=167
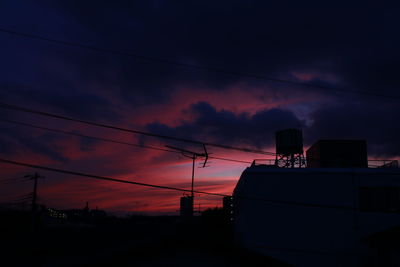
left=0, top=0, right=399, bottom=215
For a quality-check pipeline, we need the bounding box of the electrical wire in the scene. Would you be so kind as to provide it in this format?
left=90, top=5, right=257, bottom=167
left=1, top=27, right=399, bottom=100
left=0, top=101, right=276, bottom=156
left=0, top=117, right=395, bottom=167
left=0, top=118, right=253, bottom=164
left=0, top=158, right=229, bottom=197
left=2, top=157, right=399, bottom=213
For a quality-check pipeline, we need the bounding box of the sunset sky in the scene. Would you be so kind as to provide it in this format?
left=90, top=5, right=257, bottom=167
left=0, top=1, right=399, bottom=215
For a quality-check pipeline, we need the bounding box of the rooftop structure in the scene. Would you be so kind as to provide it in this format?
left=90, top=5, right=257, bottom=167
left=306, top=140, right=368, bottom=168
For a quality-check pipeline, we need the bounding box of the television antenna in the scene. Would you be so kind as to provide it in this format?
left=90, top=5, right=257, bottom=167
left=166, top=144, right=208, bottom=216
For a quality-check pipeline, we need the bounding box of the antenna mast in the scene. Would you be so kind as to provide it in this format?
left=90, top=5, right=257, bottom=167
left=166, top=144, right=208, bottom=216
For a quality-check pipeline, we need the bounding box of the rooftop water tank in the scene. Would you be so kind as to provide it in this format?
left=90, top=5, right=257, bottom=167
left=275, top=129, right=304, bottom=156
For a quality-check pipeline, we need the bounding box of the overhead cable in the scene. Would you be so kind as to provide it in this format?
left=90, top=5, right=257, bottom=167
left=0, top=118, right=252, bottom=164
left=0, top=101, right=276, bottom=156
left=0, top=27, right=399, bottom=100
left=0, top=158, right=229, bottom=197
left=3, top=157, right=399, bottom=213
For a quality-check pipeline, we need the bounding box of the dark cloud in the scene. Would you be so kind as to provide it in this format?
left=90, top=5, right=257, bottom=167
left=306, top=101, right=400, bottom=157
left=78, top=137, right=99, bottom=152
left=0, top=0, right=399, bottom=157
left=147, top=101, right=303, bottom=148
left=0, top=83, right=120, bottom=122
left=0, top=123, right=68, bottom=162
left=4, top=0, right=398, bottom=100
left=46, top=1, right=398, bottom=88
left=147, top=100, right=400, bottom=158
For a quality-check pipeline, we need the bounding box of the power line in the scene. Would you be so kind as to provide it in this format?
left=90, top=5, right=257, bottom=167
left=0, top=101, right=276, bottom=156
left=3, top=114, right=397, bottom=166
left=0, top=158, right=229, bottom=197
left=0, top=118, right=180, bottom=153
left=2, top=115, right=396, bottom=167
left=1, top=27, right=399, bottom=100
left=208, top=156, right=250, bottom=164
left=2, top=157, right=398, bottom=213
left=0, top=118, right=252, bottom=164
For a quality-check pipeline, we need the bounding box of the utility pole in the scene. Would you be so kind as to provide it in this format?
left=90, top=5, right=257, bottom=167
left=191, top=153, right=195, bottom=199
left=25, top=172, right=44, bottom=232
left=166, top=144, right=208, bottom=216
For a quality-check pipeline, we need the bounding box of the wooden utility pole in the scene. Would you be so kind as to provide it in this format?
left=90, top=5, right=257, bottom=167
left=25, top=172, right=44, bottom=232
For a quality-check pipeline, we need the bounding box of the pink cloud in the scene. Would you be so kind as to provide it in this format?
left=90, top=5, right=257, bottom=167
left=0, top=84, right=286, bottom=214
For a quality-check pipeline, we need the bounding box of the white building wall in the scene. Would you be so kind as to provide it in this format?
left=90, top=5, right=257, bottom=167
left=233, top=167, right=400, bottom=267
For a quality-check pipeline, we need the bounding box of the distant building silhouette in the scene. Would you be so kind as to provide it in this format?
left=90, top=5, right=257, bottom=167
left=61, top=202, right=107, bottom=222
left=180, top=196, right=193, bottom=217
left=46, top=208, right=67, bottom=219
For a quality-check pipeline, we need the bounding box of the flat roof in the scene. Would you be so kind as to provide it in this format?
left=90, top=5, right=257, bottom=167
left=245, top=166, right=400, bottom=175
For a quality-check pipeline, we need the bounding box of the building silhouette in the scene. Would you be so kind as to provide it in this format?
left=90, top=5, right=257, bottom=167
left=233, top=134, right=400, bottom=267
left=180, top=196, right=193, bottom=217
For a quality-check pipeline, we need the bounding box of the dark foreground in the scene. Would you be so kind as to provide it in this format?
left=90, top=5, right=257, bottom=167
left=1, top=210, right=291, bottom=267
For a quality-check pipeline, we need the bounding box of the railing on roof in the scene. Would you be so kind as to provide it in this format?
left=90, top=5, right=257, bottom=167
left=368, top=160, right=399, bottom=168
left=251, top=159, right=276, bottom=167
left=251, top=159, right=399, bottom=168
